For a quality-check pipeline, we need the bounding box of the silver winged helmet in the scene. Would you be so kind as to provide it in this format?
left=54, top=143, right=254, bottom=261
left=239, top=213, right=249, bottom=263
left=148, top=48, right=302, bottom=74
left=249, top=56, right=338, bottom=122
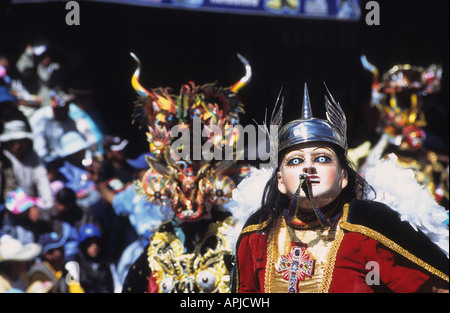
left=277, top=83, right=348, bottom=154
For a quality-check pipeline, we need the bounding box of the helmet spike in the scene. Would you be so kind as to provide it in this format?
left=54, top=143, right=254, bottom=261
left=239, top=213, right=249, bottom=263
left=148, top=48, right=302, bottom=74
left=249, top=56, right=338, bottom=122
left=277, top=83, right=348, bottom=153
left=301, top=83, right=313, bottom=119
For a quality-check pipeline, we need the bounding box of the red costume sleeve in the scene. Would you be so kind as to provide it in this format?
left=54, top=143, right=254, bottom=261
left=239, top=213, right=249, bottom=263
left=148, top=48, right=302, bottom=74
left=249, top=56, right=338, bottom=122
left=236, top=233, right=268, bottom=293
left=148, top=273, right=159, bottom=293
left=330, top=232, right=431, bottom=293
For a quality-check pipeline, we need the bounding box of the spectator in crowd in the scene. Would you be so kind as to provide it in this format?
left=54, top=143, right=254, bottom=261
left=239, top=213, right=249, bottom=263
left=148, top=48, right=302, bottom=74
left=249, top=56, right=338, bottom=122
left=0, top=234, right=42, bottom=293
left=69, top=103, right=104, bottom=160
left=0, top=147, right=17, bottom=215
left=0, top=85, right=31, bottom=133
left=1, top=54, right=42, bottom=117
left=28, top=89, right=78, bottom=163
left=98, top=134, right=133, bottom=192
left=69, top=83, right=108, bottom=137
left=1, top=188, right=51, bottom=244
left=28, top=231, right=71, bottom=293
left=57, top=131, right=103, bottom=210
left=0, top=55, right=11, bottom=81
left=0, top=55, right=13, bottom=89
left=15, top=42, right=82, bottom=110
left=0, top=120, right=54, bottom=210
left=40, top=187, right=97, bottom=261
left=15, top=43, right=58, bottom=109
left=45, top=158, right=66, bottom=197
left=74, top=223, right=116, bottom=293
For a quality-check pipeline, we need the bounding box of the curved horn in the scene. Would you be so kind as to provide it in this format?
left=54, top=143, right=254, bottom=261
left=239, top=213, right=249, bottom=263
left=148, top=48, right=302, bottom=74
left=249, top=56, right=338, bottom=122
left=360, top=55, right=379, bottom=92
left=130, top=52, right=151, bottom=96
left=230, top=53, right=252, bottom=93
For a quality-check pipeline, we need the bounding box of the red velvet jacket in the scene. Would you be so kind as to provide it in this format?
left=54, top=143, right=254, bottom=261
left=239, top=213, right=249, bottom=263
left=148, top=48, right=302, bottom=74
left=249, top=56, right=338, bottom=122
left=233, top=200, right=449, bottom=293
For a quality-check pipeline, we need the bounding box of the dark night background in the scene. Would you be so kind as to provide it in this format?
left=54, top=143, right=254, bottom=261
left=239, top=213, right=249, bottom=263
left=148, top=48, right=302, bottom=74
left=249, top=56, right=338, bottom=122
left=0, top=0, right=448, bottom=157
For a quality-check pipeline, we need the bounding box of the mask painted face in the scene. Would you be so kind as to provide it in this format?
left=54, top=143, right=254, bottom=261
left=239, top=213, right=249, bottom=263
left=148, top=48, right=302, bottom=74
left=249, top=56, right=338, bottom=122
left=277, top=143, right=348, bottom=210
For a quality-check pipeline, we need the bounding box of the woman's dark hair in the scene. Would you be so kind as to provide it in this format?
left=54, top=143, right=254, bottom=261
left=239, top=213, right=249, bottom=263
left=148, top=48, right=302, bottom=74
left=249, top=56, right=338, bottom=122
left=256, top=144, right=375, bottom=235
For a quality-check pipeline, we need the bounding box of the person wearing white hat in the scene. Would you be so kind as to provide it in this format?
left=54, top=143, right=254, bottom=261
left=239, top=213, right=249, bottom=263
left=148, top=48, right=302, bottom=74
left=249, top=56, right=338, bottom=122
left=57, top=131, right=91, bottom=192
left=1, top=120, right=54, bottom=211
left=0, top=120, right=33, bottom=142
left=28, top=91, right=79, bottom=164
left=59, top=130, right=90, bottom=160
left=57, top=131, right=104, bottom=216
left=97, top=135, right=133, bottom=193
left=0, top=234, right=42, bottom=293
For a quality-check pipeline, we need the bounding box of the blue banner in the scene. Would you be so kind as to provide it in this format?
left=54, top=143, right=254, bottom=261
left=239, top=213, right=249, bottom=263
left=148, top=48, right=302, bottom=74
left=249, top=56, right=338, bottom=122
left=12, top=0, right=361, bottom=20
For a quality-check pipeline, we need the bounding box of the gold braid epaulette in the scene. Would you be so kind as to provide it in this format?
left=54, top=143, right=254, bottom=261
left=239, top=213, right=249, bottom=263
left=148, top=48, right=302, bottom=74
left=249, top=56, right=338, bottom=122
left=339, top=205, right=449, bottom=282
left=240, top=219, right=270, bottom=235
left=234, top=218, right=270, bottom=293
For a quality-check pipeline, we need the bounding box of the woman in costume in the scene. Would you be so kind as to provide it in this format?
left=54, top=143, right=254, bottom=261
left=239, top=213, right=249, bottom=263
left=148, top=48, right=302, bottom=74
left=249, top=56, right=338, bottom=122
left=121, top=53, right=251, bottom=293
left=232, top=84, right=449, bottom=293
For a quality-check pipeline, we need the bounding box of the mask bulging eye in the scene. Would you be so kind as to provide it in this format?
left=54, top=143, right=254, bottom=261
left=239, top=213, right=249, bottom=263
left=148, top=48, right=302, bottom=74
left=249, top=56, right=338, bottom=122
left=196, top=270, right=217, bottom=292
left=160, top=276, right=175, bottom=293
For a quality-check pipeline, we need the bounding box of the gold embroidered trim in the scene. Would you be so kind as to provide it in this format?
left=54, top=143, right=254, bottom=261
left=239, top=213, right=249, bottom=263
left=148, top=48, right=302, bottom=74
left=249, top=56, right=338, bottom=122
left=240, top=219, right=270, bottom=235
left=264, top=225, right=276, bottom=293
left=234, top=261, right=240, bottom=293
left=340, top=205, right=449, bottom=282
left=235, top=218, right=270, bottom=292
left=319, top=226, right=345, bottom=293
left=317, top=203, right=348, bottom=293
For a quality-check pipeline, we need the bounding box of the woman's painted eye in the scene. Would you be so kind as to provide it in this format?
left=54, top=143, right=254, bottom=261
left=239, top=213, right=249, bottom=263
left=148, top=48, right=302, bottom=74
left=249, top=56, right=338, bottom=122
left=287, top=158, right=302, bottom=166
left=315, top=155, right=331, bottom=163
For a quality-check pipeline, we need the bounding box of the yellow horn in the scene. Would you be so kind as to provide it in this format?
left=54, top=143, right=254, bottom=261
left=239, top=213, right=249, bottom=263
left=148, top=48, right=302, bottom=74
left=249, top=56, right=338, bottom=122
left=130, top=52, right=151, bottom=96
left=230, top=53, right=252, bottom=93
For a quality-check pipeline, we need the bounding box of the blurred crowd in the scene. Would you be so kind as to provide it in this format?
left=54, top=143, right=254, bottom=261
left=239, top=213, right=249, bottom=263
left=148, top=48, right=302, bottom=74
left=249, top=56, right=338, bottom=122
left=0, top=43, right=150, bottom=293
